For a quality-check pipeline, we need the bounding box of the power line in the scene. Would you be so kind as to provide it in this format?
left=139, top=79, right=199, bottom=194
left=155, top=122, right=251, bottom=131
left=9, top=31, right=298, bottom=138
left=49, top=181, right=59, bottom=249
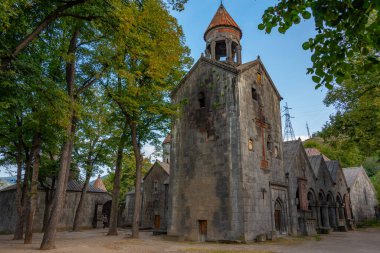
left=283, top=102, right=296, bottom=141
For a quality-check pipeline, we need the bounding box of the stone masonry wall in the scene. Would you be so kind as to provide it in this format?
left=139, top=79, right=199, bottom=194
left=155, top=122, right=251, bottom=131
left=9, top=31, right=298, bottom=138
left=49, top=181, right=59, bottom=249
left=168, top=59, right=244, bottom=241
left=141, top=163, right=169, bottom=229
left=237, top=62, right=285, bottom=240
left=0, top=189, right=111, bottom=233
left=350, top=172, right=378, bottom=222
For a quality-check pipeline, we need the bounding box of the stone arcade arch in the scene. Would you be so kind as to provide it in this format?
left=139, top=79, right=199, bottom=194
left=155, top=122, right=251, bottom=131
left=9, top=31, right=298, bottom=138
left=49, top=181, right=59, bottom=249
left=336, top=194, right=345, bottom=220
left=327, top=192, right=337, bottom=229
left=318, top=190, right=330, bottom=229
left=304, top=189, right=318, bottom=235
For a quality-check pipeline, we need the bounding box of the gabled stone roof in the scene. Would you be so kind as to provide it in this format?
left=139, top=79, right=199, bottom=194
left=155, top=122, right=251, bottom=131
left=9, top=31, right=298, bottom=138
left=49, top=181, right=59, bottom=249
left=325, top=160, right=340, bottom=183
left=237, top=58, right=282, bottom=99
left=283, top=139, right=317, bottom=179
left=204, top=4, right=242, bottom=39
left=171, top=57, right=238, bottom=98
left=308, top=155, right=323, bottom=176
left=343, top=167, right=363, bottom=188
left=283, top=140, right=300, bottom=173
left=143, top=161, right=170, bottom=181
left=0, top=180, right=108, bottom=193
left=157, top=161, right=170, bottom=175
left=305, top=148, right=330, bottom=161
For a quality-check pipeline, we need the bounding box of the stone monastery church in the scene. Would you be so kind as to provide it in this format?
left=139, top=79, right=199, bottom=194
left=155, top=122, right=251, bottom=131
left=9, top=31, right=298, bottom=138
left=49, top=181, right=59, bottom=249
left=162, top=4, right=377, bottom=242
left=124, top=4, right=377, bottom=243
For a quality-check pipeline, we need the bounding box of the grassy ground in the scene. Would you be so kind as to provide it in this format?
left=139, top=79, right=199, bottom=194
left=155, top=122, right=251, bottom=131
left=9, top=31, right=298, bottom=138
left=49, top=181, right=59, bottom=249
left=356, top=219, right=380, bottom=228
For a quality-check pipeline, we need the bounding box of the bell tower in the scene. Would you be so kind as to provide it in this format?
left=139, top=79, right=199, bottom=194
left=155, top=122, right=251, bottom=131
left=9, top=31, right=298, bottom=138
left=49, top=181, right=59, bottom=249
left=204, top=4, right=242, bottom=65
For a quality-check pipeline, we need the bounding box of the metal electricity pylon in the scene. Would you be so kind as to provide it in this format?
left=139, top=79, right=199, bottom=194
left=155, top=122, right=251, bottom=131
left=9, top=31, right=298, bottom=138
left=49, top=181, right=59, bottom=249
left=283, top=102, right=296, bottom=141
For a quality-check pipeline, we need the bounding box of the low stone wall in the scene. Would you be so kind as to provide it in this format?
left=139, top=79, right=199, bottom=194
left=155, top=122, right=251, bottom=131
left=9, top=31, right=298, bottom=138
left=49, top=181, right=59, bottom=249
left=0, top=189, right=111, bottom=233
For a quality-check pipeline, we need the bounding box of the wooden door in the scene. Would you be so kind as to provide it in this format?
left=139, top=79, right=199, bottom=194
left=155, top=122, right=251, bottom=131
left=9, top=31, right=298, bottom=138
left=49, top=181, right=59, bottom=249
left=275, top=209, right=282, bottom=231
left=198, top=220, right=207, bottom=242
left=154, top=215, right=161, bottom=229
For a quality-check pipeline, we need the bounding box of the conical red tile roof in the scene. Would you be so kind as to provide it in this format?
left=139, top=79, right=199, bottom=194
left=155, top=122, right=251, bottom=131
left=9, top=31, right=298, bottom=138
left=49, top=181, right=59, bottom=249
left=204, top=4, right=242, bottom=39
left=93, top=175, right=107, bottom=191
left=163, top=134, right=171, bottom=144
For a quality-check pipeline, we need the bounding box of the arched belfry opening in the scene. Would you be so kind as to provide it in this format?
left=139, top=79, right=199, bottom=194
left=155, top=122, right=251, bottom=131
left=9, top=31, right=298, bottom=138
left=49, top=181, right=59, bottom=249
left=204, top=4, right=242, bottom=65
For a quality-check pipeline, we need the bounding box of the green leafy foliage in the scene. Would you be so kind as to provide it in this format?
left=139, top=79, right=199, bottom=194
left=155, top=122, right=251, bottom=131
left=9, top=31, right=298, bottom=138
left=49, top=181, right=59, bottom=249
left=103, top=156, right=151, bottom=202
left=322, top=68, right=380, bottom=157
left=372, top=171, right=380, bottom=203
left=259, top=1, right=380, bottom=89
left=303, top=137, right=364, bottom=168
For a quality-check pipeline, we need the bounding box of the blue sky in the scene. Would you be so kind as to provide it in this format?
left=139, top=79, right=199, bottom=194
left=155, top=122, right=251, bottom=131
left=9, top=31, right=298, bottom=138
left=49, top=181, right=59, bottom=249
left=171, top=0, right=336, bottom=139
left=0, top=0, right=337, bottom=178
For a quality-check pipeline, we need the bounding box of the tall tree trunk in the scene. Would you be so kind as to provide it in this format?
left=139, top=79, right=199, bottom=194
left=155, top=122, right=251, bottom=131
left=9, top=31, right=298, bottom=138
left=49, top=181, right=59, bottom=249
left=131, top=123, right=142, bottom=239
left=72, top=168, right=92, bottom=231
left=24, top=132, right=42, bottom=244
left=40, top=118, right=74, bottom=250
left=14, top=145, right=32, bottom=240
left=13, top=140, right=23, bottom=240
left=40, top=28, right=79, bottom=250
left=41, top=178, right=54, bottom=233
left=108, top=130, right=126, bottom=235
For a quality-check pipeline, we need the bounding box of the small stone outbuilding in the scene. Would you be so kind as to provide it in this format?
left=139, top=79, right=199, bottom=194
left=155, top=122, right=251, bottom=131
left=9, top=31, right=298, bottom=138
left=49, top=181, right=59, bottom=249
left=0, top=180, right=111, bottom=234
left=141, top=161, right=170, bottom=230
left=343, top=167, right=378, bottom=223
left=123, top=160, right=170, bottom=230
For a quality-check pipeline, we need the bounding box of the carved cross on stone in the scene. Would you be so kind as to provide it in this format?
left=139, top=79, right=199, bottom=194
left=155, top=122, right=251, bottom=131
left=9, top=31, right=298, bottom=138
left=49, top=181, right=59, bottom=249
left=255, top=106, right=270, bottom=169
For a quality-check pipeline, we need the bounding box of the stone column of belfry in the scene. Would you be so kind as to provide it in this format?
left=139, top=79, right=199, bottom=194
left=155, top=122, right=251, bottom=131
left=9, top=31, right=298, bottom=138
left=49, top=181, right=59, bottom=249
left=226, top=39, right=232, bottom=62
left=237, top=45, right=242, bottom=65
left=211, top=41, right=216, bottom=60
left=205, top=43, right=210, bottom=58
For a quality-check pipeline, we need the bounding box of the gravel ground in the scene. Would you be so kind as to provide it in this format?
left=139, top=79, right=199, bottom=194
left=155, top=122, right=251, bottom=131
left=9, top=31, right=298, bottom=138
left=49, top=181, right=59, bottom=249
left=0, top=227, right=379, bottom=253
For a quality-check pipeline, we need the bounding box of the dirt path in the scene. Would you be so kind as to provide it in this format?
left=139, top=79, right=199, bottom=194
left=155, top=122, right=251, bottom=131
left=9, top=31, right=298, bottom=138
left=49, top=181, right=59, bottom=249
left=0, top=228, right=379, bottom=253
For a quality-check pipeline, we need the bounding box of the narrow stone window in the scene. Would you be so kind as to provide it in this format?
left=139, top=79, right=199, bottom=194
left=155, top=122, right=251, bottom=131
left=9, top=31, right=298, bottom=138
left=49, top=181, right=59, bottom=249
left=248, top=139, right=254, bottom=151
left=252, top=88, right=258, bottom=100
left=274, top=146, right=279, bottom=158
left=266, top=135, right=272, bottom=151
left=153, top=180, right=159, bottom=193
left=198, top=92, right=206, bottom=108
left=257, top=72, right=262, bottom=83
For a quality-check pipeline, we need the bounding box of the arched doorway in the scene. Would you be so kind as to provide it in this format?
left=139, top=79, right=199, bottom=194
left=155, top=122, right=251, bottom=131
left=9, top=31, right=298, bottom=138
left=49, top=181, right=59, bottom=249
left=102, top=200, right=112, bottom=228
left=274, top=198, right=287, bottom=234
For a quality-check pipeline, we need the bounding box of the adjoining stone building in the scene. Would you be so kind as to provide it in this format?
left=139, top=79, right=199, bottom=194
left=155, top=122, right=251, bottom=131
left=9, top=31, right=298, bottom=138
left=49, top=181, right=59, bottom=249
left=284, top=140, right=354, bottom=236
left=123, top=160, right=170, bottom=230
left=343, top=167, right=378, bottom=223
left=168, top=4, right=287, bottom=242
left=0, top=179, right=111, bottom=233
left=141, top=161, right=170, bottom=230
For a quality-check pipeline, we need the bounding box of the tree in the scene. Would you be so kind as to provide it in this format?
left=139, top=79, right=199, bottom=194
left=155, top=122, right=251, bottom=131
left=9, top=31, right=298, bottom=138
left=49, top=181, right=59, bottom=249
left=72, top=90, right=113, bottom=231
left=104, top=156, right=151, bottom=202
left=321, top=68, right=380, bottom=157
left=103, top=0, right=191, bottom=237
left=303, top=137, right=364, bottom=168
left=259, top=1, right=380, bottom=89
left=372, top=170, right=380, bottom=203
left=0, top=0, right=188, bottom=70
